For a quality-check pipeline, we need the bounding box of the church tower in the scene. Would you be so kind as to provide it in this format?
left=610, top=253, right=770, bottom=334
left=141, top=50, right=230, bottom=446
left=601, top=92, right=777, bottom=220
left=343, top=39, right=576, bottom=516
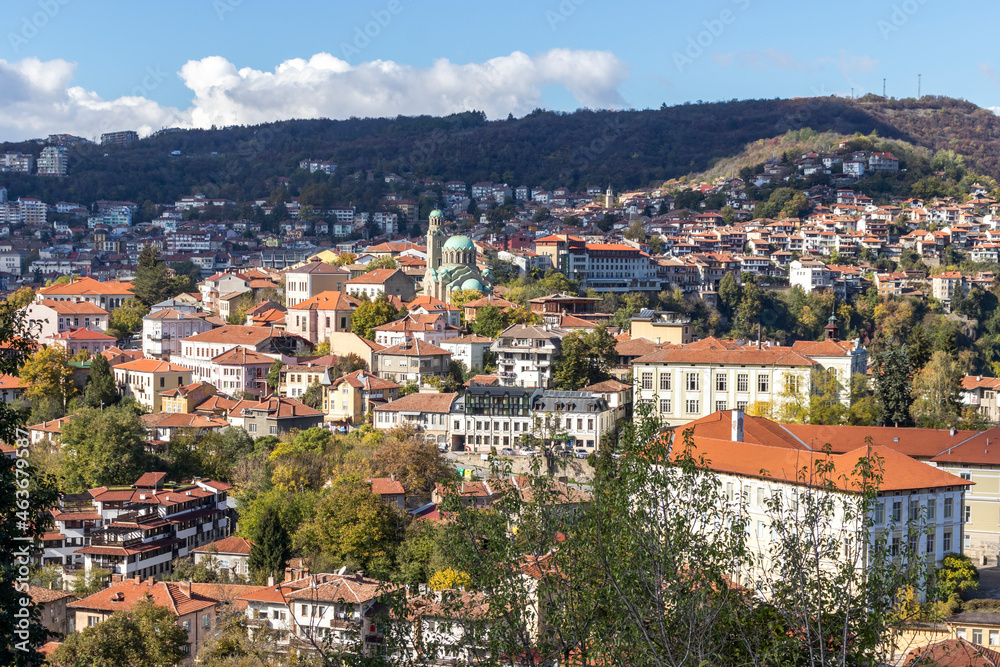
left=427, top=209, right=445, bottom=270
left=605, top=183, right=614, bottom=209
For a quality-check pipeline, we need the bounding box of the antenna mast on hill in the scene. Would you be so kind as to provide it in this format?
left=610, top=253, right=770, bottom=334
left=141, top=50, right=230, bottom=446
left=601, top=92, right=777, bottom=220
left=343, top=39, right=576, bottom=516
left=883, top=78, right=887, bottom=98
left=918, top=73, right=921, bottom=98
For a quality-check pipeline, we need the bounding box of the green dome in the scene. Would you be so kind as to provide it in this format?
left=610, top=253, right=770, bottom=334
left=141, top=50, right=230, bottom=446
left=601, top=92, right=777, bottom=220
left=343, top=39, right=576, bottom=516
left=443, top=235, right=475, bottom=251
left=462, top=278, right=484, bottom=291
left=429, top=209, right=443, bottom=218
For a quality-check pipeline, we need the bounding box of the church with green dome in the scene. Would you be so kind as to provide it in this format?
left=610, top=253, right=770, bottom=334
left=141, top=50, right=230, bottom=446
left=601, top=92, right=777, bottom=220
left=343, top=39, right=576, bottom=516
left=421, top=209, right=493, bottom=301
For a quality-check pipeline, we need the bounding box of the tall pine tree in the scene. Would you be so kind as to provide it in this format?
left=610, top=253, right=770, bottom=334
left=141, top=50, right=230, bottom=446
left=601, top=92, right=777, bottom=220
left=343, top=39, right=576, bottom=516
left=131, top=244, right=172, bottom=307
left=84, top=353, right=119, bottom=408
left=247, top=507, right=290, bottom=585
left=872, top=338, right=912, bottom=427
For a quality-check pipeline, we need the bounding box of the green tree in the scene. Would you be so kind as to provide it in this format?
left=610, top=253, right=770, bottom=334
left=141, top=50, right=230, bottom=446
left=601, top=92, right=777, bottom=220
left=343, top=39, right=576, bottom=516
left=910, top=350, right=963, bottom=429
left=266, top=359, right=283, bottom=390
left=363, top=255, right=399, bottom=272
left=734, top=278, right=763, bottom=338
left=449, top=289, right=483, bottom=308
left=471, top=304, right=507, bottom=338
left=58, top=405, right=149, bottom=492
left=83, top=353, right=119, bottom=408
left=302, top=381, right=323, bottom=410
left=293, top=474, right=402, bottom=576
left=247, top=506, right=291, bottom=585
left=717, top=271, right=740, bottom=316
left=130, top=244, right=173, bottom=307
left=552, top=326, right=618, bottom=390
left=109, top=298, right=149, bottom=334
left=872, top=339, right=912, bottom=427
left=906, top=325, right=932, bottom=371
left=20, top=346, right=76, bottom=409
left=0, top=297, right=59, bottom=665
left=351, top=293, right=400, bottom=341
left=934, top=553, right=980, bottom=601
left=50, top=600, right=188, bottom=667
left=624, top=219, right=646, bottom=242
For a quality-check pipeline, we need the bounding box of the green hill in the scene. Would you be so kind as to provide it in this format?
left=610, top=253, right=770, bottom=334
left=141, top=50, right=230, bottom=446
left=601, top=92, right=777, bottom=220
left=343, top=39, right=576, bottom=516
left=0, top=95, right=996, bottom=206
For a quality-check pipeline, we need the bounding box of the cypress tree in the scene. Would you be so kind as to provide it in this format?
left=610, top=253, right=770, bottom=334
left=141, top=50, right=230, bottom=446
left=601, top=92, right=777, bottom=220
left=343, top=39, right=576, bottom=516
left=84, top=354, right=119, bottom=408
left=248, top=507, right=290, bottom=585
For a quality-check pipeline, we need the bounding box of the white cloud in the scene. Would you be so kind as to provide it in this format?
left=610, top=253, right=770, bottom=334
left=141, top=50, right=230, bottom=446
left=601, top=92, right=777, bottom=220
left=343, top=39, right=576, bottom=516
left=0, top=50, right=629, bottom=141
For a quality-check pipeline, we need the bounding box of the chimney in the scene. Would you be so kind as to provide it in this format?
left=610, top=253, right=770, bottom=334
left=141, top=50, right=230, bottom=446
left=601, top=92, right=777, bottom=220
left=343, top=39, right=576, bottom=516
left=950, top=427, right=957, bottom=437
left=731, top=409, right=744, bottom=443
left=355, top=570, right=364, bottom=582
left=133, top=575, right=141, bottom=585
left=178, top=580, right=191, bottom=597
left=267, top=574, right=275, bottom=587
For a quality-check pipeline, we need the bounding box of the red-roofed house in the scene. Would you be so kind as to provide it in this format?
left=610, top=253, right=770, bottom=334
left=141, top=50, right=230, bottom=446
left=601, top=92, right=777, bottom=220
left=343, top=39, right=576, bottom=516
left=323, top=369, right=400, bottom=425
left=285, top=290, right=360, bottom=345
left=113, top=359, right=192, bottom=412
left=192, top=536, right=254, bottom=579
left=345, top=268, right=416, bottom=301
left=50, top=328, right=117, bottom=356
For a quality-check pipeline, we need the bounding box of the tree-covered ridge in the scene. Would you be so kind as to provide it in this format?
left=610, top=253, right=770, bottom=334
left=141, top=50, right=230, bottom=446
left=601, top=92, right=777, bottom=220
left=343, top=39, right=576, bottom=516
left=1, top=96, right=997, bottom=206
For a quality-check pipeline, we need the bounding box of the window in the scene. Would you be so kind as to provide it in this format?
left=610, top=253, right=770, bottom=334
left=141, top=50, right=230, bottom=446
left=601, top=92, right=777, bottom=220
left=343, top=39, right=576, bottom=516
left=966, top=505, right=972, bottom=523
left=990, top=630, right=998, bottom=646
left=685, top=399, right=699, bottom=414
left=715, top=374, right=727, bottom=391
left=641, top=373, right=653, bottom=390
left=757, top=374, right=770, bottom=393
left=961, top=471, right=972, bottom=480
left=874, top=502, right=885, bottom=524
left=943, top=531, right=952, bottom=551
left=926, top=532, right=935, bottom=553
left=956, top=627, right=966, bottom=640
left=736, top=400, right=748, bottom=410
left=715, top=400, right=727, bottom=412
left=183, top=620, right=191, bottom=632
left=202, top=613, right=211, bottom=629
left=944, top=497, right=954, bottom=519
left=890, top=536, right=900, bottom=556
left=927, top=498, right=936, bottom=520
left=88, top=616, right=100, bottom=627
left=974, top=629, right=983, bottom=645
left=247, top=423, right=257, bottom=433
left=269, top=426, right=278, bottom=435
left=659, top=398, right=671, bottom=413
left=785, top=375, right=800, bottom=394
left=737, top=373, right=749, bottom=392
left=756, top=487, right=765, bottom=507
left=685, top=373, right=700, bottom=391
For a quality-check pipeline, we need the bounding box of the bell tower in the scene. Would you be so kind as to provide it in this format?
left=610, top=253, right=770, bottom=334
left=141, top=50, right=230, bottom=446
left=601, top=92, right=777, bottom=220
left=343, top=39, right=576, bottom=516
left=427, top=209, right=445, bottom=270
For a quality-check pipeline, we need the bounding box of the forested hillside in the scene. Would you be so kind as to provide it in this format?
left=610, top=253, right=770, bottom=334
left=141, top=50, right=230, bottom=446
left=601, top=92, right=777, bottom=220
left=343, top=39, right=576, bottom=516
left=0, top=95, right=995, bottom=206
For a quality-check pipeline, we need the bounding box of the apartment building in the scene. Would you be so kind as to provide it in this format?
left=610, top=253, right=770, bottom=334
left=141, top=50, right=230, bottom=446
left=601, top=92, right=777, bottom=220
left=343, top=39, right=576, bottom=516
left=629, top=310, right=693, bottom=345
left=142, top=308, right=219, bottom=360
left=24, top=299, right=110, bottom=344
left=285, top=291, right=359, bottom=345
left=632, top=339, right=817, bottom=427
left=36, top=277, right=134, bottom=311
left=37, top=145, right=68, bottom=176
left=283, top=262, right=349, bottom=308
left=373, top=392, right=458, bottom=446
left=322, top=369, right=400, bottom=425
left=374, top=338, right=452, bottom=384
left=173, top=326, right=300, bottom=384
left=46, top=473, right=231, bottom=580
left=491, top=324, right=570, bottom=389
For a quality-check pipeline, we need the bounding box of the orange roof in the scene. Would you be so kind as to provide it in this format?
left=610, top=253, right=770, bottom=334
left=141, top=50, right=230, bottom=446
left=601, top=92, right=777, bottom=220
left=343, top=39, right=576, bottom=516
left=52, top=328, right=116, bottom=341
left=114, top=359, right=190, bottom=374
left=38, top=277, right=133, bottom=296
left=67, top=578, right=216, bottom=616
left=346, top=268, right=405, bottom=284
left=367, top=477, right=404, bottom=496
left=192, top=535, right=254, bottom=555
left=289, top=290, right=360, bottom=311
left=37, top=299, right=109, bottom=315
left=635, top=346, right=816, bottom=366
left=0, top=374, right=23, bottom=389
left=211, top=347, right=274, bottom=365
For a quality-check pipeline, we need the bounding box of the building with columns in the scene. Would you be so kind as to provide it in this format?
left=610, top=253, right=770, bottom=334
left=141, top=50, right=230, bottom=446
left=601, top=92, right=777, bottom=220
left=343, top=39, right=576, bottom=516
left=421, top=209, right=493, bottom=302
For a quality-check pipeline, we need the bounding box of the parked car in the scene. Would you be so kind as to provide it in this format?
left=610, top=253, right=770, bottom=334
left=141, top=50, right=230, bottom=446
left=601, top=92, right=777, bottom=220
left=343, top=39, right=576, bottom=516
left=500, top=448, right=515, bottom=457
left=575, top=448, right=589, bottom=459
left=438, top=443, right=448, bottom=452
left=559, top=450, right=572, bottom=459
left=520, top=448, right=536, bottom=457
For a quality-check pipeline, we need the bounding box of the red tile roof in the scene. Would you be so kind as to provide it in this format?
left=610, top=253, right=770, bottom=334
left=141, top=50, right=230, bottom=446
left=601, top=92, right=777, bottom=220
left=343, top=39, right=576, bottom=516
left=289, top=290, right=360, bottom=311
left=346, top=268, right=406, bottom=284
left=192, top=535, right=254, bottom=555
left=373, top=392, right=458, bottom=414
left=68, top=578, right=217, bottom=616
left=113, top=359, right=190, bottom=374
left=367, top=477, right=404, bottom=496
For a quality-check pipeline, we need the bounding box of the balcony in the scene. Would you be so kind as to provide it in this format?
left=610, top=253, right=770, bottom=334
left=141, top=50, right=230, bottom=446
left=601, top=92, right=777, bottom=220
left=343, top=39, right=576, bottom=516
left=89, top=534, right=143, bottom=548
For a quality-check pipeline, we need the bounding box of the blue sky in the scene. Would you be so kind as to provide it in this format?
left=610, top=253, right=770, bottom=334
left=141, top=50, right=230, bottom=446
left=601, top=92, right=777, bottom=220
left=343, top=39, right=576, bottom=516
left=0, top=0, right=994, bottom=141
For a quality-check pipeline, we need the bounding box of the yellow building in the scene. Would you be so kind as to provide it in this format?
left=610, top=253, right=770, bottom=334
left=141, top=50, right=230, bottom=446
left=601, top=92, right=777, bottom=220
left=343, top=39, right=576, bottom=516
left=323, top=370, right=400, bottom=425
left=629, top=310, right=693, bottom=345
left=160, top=381, right=217, bottom=414
left=112, top=359, right=192, bottom=413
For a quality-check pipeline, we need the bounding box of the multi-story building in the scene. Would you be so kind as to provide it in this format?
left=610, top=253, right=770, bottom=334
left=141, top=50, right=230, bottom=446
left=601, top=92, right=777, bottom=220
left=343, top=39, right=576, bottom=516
left=46, top=472, right=231, bottom=579
left=962, top=376, right=1000, bottom=424
left=142, top=309, right=219, bottom=360
left=285, top=291, right=359, bottom=345
left=491, top=324, right=569, bottom=388
left=374, top=338, right=452, bottom=385
left=160, top=381, right=217, bottom=414
left=101, top=130, right=139, bottom=146
left=932, top=271, right=965, bottom=309
left=50, top=328, right=117, bottom=357
left=345, top=268, right=416, bottom=302
left=277, top=362, right=333, bottom=401
left=789, top=258, right=833, bottom=293
left=36, top=277, right=134, bottom=311
left=450, top=386, right=537, bottom=453
left=208, top=347, right=275, bottom=398
left=373, top=313, right=459, bottom=347
left=173, top=326, right=301, bottom=384
left=535, top=235, right=659, bottom=292
left=632, top=339, right=818, bottom=427
left=283, top=262, right=349, bottom=308
left=24, top=299, right=110, bottom=344
left=113, top=359, right=193, bottom=412
left=236, top=396, right=325, bottom=440
left=37, top=145, right=68, bottom=176
left=530, top=390, right=614, bottom=453
left=373, top=392, right=458, bottom=447
left=1, top=152, right=33, bottom=173
left=629, top=310, right=693, bottom=345
left=322, top=369, right=400, bottom=426
left=439, top=333, right=493, bottom=371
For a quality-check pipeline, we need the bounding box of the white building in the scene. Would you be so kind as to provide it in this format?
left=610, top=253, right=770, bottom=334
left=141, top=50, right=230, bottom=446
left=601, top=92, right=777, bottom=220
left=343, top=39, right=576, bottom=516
left=789, top=258, right=833, bottom=293
left=491, top=324, right=570, bottom=389
left=142, top=308, right=218, bottom=360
